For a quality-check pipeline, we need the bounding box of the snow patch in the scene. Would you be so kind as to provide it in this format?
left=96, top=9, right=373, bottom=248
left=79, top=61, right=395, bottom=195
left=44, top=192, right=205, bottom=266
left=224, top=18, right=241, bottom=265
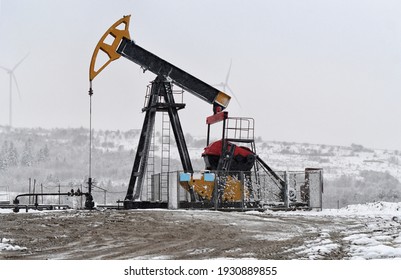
left=0, top=209, right=13, bottom=214
left=285, top=231, right=339, bottom=260
left=273, top=202, right=401, bottom=217
left=341, top=208, right=401, bottom=259
left=225, top=248, right=242, bottom=253
left=342, top=202, right=401, bottom=215
left=0, top=237, right=27, bottom=251
left=132, top=254, right=172, bottom=260
left=344, top=234, right=381, bottom=246
left=394, top=233, right=401, bottom=244
left=349, top=244, right=401, bottom=260
left=188, top=248, right=215, bottom=255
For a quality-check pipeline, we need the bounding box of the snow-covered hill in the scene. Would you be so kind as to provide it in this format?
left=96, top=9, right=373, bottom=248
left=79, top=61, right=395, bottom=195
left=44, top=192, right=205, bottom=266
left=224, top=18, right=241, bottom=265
left=1, top=126, right=401, bottom=207
left=88, top=127, right=401, bottom=182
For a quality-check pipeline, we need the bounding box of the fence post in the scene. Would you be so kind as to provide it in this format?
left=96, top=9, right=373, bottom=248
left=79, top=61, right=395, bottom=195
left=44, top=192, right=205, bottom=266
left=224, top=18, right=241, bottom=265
left=168, top=172, right=178, bottom=209
left=159, top=174, right=162, bottom=202
left=33, top=179, right=36, bottom=196
left=320, top=170, right=324, bottom=211
left=214, top=173, right=218, bottom=210
left=80, top=184, right=83, bottom=209
left=240, top=171, right=245, bottom=211
left=284, top=171, right=289, bottom=210
left=176, top=171, right=180, bottom=209
left=28, top=178, right=31, bottom=205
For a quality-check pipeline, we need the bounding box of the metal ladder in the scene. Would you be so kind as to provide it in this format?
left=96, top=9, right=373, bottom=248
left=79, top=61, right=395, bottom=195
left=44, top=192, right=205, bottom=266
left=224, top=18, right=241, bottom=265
left=146, top=127, right=155, bottom=200
left=160, top=111, right=171, bottom=200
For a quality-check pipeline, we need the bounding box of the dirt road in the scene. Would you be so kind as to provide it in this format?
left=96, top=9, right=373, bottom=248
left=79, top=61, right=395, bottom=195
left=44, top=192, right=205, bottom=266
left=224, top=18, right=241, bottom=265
left=0, top=209, right=398, bottom=260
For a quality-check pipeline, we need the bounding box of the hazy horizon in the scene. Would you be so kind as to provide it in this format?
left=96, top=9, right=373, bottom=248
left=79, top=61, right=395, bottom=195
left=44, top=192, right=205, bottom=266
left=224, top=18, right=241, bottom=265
left=1, top=0, right=401, bottom=151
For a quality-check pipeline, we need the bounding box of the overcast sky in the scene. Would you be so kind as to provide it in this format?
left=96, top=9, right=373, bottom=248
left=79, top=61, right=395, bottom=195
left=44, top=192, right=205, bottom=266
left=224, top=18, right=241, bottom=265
left=1, top=0, right=401, bottom=150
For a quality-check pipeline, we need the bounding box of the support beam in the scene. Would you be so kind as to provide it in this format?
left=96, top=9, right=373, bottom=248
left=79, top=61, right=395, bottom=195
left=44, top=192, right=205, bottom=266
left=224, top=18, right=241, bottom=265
left=124, top=82, right=159, bottom=205
left=124, top=77, right=195, bottom=207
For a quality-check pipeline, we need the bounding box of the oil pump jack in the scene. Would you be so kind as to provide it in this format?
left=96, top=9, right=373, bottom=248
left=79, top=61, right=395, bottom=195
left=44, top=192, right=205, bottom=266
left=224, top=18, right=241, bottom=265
left=89, top=16, right=287, bottom=209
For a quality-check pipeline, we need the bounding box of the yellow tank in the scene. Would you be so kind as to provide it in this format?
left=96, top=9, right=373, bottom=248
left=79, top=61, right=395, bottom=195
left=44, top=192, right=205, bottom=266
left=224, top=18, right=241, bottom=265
left=179, top=172, right=245, bottom=202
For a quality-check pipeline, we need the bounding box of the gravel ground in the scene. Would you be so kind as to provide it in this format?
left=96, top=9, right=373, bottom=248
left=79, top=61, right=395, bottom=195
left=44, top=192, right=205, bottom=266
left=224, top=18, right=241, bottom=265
left=0, top=209, right=399, bottom=260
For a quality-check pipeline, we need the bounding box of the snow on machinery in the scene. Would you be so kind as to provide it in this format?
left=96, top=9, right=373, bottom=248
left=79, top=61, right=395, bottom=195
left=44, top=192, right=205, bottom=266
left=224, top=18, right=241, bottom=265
left=89, top=15, right=323, bottom=210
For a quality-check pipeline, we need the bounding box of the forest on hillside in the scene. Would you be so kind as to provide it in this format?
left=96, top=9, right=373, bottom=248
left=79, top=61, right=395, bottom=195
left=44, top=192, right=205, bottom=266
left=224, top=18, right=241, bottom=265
left=1, top=126, right=401, bottom=208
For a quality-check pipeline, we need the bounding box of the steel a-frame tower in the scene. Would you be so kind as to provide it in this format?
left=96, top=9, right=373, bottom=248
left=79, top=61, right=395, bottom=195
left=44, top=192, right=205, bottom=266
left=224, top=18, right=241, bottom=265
left=124, top=76, right=195, bottom=208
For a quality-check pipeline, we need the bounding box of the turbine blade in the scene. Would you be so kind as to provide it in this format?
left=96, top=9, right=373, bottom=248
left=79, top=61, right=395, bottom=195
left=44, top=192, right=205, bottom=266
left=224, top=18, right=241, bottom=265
left=0, top=65, right=11, bottom=72
left=12, top=53, right=29, bottom=72
left=226, top=84, right=234, bottom=94
left=12, top=74, right=22, bottom=101
left=212, top=83, right=224, bottom=88
left=226, top=84, right=241, bottom=108
left=225, top=59, right=232, bottom=84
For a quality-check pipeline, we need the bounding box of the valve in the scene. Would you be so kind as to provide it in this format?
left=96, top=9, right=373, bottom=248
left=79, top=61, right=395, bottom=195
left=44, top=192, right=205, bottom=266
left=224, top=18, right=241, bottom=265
left=85, top=193, right=94, bottom=209
left=13, top=198, right=20, bottom=213
left=67, top=189, right=74, bottom=196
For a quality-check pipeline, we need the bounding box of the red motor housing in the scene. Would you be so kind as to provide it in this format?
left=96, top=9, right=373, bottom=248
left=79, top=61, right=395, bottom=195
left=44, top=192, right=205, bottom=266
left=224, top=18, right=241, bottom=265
left=202, top=140, right=256, bottom=171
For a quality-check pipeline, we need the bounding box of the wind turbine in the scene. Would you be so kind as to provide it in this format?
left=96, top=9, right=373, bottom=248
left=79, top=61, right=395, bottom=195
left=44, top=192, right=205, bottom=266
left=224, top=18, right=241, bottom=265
left=0, top=53, right=28, bottom=127
left=213, top=59, right=241, bottom=107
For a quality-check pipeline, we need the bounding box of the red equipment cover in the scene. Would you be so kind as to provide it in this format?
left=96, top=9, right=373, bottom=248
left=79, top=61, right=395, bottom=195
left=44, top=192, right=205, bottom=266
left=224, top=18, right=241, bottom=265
left=202, top=140, right=253, bottom=157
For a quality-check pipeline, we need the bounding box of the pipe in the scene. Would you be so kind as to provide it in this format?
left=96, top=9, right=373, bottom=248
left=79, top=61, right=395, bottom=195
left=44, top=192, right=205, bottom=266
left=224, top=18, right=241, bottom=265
left=13, top=189, right=85, bottom=212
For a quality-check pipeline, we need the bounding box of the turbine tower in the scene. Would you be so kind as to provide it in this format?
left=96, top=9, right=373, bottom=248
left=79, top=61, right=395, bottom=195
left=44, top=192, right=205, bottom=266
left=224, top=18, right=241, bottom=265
left=213, top=59, right=241, bottom=107
left=0, top=54, right=28, bottom=127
